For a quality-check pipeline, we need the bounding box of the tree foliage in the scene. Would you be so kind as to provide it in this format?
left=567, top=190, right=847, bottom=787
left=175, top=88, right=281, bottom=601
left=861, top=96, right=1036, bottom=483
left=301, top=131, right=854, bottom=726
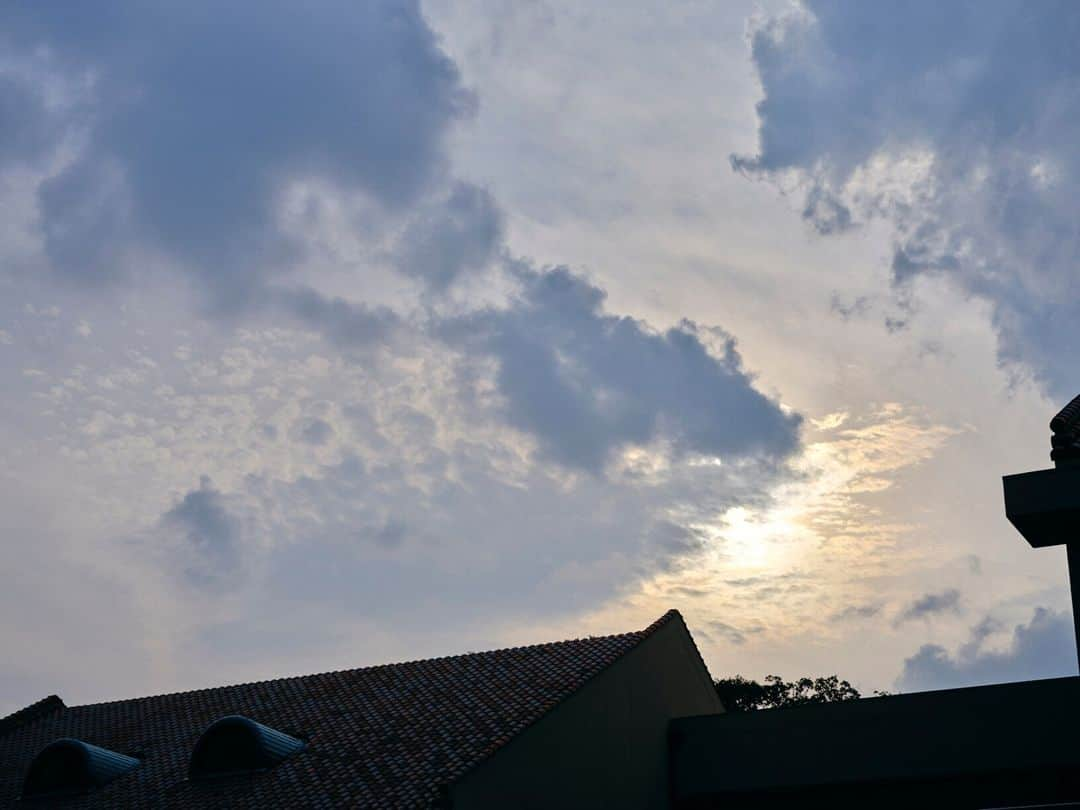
left=714, top=674, right=863, bottom=712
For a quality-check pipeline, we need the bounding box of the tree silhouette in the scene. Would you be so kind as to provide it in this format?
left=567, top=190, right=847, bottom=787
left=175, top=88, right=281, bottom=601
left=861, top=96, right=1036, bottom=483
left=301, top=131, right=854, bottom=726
left=714, top=674, right=864, bottom=712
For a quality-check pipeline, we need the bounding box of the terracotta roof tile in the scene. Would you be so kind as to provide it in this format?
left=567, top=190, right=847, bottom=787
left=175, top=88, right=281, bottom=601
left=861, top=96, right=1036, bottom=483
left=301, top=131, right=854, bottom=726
left=0, top=610, right=682, bottom=808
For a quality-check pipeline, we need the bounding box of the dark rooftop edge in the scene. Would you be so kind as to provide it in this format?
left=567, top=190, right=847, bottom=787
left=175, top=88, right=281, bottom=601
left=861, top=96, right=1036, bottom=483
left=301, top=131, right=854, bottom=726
left=7, top=609, right=686, bottom=718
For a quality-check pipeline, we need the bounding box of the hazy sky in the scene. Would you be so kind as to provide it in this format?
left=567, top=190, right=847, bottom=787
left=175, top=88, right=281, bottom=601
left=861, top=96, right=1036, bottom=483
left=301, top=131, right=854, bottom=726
left=2, top=0, right=1078, bottom=713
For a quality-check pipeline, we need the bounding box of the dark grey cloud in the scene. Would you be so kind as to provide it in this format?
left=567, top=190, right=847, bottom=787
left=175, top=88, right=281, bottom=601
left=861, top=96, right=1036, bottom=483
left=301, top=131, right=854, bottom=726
left=372, top=517, right=408, bottom=549
left=897, top=607, right=1077, bottom=691
left=441, top=264, right=801, bottom=472
left=298, top=418, right=336, bottom=446
left=801, top=186, right=851, bottom=235
left=272, top=288, right=400, bottom=348
left=737, top=1, right=1080, bottom=397
left=38, top=160, right=131, bottom=287
left=394, top=182, right=503, bottom=290
left=829, top=293, right=870, bottom=321
left=707, top=621, right=749, bottom=646
left=832, top=603, right=882, bottom=622
left=894, top=589, right=962, bottom=625
left=649, top=521, right=708, bottom=560
left=1, top=1, right=473, bottom=305
left=0, top=71, right=55, bottom=166
left=161, top=476, right=239, bottom=587
left=163, top=476, right=236, bottom=554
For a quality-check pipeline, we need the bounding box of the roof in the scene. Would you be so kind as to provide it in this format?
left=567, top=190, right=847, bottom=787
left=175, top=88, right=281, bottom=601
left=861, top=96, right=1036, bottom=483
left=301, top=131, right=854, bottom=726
left=1, top=610, right=686, bottom=808
left=0, top=694, right=64, bottom=738
left=672, top=675, right=1080, bottom=803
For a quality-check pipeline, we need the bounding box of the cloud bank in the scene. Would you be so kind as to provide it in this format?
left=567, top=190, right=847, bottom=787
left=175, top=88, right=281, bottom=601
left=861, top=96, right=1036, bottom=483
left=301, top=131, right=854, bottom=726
left=897, top=607, right=1077, bottom=691
left=2, top=1, right=472, bottom=291
left=444, top=264, right=801, bottom=471
left=737, top=0, right=1080, bottom=396
left=0, top=1, right=797, bottom=472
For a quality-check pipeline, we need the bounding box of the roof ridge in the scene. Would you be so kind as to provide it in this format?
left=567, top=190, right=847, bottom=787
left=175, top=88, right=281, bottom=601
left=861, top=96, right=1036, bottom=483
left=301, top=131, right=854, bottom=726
left=641, top=608, right=682, bottom=636
left=0, top=694, right=65, bottom=738
left=71, top=620, right=666, bottom=710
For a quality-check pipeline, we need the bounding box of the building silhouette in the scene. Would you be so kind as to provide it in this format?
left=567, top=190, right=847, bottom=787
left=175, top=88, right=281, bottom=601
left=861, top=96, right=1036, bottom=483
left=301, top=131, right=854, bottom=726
left=1, top=611, right=721, bottom=807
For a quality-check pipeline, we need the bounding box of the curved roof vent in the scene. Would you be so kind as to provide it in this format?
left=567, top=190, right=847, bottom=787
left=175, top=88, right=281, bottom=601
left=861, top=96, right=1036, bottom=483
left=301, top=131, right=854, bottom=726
left=189, top=715, right=305, bottom=779
left=22, top=738, right=140, bottom=798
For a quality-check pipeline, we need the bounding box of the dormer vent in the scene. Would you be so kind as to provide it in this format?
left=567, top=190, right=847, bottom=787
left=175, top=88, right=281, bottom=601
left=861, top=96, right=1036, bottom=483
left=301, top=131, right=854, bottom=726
left=22, top=738, right=140, bottom=798
left=188, top=715, right=305, bottom=779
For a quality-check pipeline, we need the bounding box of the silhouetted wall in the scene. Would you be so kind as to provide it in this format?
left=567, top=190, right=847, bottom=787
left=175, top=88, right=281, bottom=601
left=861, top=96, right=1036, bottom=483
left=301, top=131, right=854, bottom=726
left=670, top=676, right=1080, bottom=809
left=448, top=616, right=722, bottom=810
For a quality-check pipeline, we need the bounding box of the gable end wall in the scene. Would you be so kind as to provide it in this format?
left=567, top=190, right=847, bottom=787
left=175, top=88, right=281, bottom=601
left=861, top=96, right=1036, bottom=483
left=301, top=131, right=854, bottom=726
left=447, top=617, right=722, bottom=810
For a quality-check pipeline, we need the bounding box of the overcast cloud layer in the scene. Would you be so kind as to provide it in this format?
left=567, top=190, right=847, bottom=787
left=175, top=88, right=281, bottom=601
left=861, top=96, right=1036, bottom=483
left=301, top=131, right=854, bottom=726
left=1, top=1, right=1077, bottom=712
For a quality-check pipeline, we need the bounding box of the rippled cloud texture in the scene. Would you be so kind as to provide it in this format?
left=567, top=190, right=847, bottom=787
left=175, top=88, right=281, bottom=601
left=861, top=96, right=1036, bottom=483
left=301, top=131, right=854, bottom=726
left=1, top=1, right=1077, bottom=711
left=0, top=0, right=802, bottom=709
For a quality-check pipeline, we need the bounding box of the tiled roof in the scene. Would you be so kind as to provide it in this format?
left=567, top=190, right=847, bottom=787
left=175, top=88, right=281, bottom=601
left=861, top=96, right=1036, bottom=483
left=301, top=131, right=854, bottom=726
left=0, top=694, right=64, bottom=738
left=0, top=610, right=682, bottom=808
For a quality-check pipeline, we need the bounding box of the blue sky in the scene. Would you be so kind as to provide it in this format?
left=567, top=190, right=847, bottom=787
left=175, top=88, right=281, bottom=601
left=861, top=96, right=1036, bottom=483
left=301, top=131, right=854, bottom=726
left=1, top=0, right=1077, bottom=712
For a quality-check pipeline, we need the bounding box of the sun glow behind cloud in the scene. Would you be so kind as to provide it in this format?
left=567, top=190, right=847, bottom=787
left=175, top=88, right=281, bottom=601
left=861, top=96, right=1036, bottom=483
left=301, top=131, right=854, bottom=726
left=546, top=402, right=962, bottom=683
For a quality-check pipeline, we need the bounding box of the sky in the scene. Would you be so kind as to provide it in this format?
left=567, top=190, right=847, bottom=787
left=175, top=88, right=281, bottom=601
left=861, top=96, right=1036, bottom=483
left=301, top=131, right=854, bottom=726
left=1, top=0, right=1079, bottom=714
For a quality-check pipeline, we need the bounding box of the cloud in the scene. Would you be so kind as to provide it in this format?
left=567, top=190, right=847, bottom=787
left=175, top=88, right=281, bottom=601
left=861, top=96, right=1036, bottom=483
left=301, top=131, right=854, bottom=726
left=2, top=302, right=794, bottom=654
left=247, top=434, right=779, bottom=628
left=372, top=517, right=408, bottom=549
left=707, top=621, right=749, bottom=645
left=163, top=477, right=235, bottom=552
left=832, top=603, right=882, bottom=621
left=272, top=288, right=400, bottom=348
left=1, top=1, right=473, bottom=304
left=441, top=263, right=802, bottom=472
left=298, top=418, right=336, bottom=446
left=0, top=1, right=803, bottom=481
left=394, top=182, right=503, bottom=290
left=736, top=1, right=1080, bottom=396
left=0, top=1, right=812, bottom=707
left=0, top=70, right=56, bottom=166
left=161, top=476, right=240, bottom=587
left=897, top=607, right=1077, bottom=690
left=894, top=588, right=962, bottom=625
left=828, top=293, right=870, bottom=321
